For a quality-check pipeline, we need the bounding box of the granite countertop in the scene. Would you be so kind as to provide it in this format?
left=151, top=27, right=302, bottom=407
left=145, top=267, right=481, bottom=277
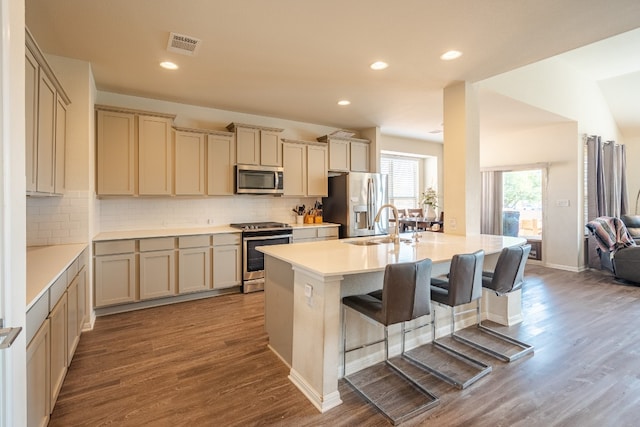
left=27, top=243, right=88, bottom=309
left=258, top=232, right=526, bottom=278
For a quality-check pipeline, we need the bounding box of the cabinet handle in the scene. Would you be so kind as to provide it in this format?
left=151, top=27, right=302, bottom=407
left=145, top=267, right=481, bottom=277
left=0, top=327, right=22, bottom=350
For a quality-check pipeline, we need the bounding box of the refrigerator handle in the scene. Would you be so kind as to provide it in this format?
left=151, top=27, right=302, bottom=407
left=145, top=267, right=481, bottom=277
left=367, top=178, right=375, bottom=230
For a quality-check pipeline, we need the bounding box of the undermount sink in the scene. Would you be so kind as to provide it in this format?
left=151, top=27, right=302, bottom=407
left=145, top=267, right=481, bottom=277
left=345, top=236, right=412, bottom=246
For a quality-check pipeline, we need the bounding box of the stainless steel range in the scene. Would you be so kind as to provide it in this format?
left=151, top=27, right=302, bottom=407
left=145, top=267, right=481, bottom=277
left=230, top=221, right=293, bottom=293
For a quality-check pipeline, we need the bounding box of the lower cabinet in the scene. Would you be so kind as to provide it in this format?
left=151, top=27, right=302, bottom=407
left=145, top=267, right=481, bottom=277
left=178, top=235, right=211, bottom=294
left=94, top=252, right=136, bottom=307
left=212, top=234, right=242, bottom=289
left=139, top=238, right=176, bottom=300
left=27, top=249, right=88, bottom=427
left=292, top=226, right=339, bottom=243
left=27, top=319, right=50, bottom=427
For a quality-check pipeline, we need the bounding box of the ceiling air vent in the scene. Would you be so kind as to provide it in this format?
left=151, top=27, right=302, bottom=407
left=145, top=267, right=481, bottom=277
left=166, top=32, right=202, bottom=56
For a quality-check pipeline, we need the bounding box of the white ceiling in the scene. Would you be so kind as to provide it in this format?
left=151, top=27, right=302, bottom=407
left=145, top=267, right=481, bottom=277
left=25, top=0, right=640, bottom=141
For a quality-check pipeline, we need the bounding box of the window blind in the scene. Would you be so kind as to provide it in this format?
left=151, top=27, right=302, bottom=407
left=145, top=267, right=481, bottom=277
left=380, top=155, right=419, bottom=210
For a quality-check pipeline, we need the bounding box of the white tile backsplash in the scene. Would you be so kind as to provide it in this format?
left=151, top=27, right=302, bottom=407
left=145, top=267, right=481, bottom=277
left=27, top=191, right=92, bottom=246
left=98, top=196, right=322, bottom=232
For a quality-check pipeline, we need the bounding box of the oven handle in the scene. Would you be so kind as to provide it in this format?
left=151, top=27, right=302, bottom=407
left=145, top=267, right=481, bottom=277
left=243, top=234, right=293, bottom=242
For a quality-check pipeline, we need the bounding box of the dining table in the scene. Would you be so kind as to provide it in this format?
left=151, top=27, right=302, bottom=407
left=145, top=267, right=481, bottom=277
left=397, top=216, right=443, bottom=232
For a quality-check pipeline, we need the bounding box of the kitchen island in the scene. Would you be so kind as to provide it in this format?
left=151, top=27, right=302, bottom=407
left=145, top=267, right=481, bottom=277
left=259, top=232, right=526, bottom=412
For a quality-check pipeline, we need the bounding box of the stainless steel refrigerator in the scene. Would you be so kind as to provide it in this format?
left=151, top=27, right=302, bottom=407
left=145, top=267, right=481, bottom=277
left=322, top=172, right=389, bottom=238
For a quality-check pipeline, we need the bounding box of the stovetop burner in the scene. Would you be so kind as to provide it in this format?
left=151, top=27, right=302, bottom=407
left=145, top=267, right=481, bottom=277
left=230, top=221, right=292, bottom=231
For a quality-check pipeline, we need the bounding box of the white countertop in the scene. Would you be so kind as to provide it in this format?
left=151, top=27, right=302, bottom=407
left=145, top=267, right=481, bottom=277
left=259, top=232, right=526, bottom=277
left=93, top=223, right=339, bottom=241
left=27, top=243, right=88, bottom=309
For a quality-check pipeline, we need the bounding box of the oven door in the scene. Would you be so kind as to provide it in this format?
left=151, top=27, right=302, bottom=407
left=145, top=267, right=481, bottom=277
left=243, top=233, right=292, bottom=282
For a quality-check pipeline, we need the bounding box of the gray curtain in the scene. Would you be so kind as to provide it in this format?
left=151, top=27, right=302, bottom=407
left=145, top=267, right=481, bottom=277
left=480, top=170, right=502, bottom=235
left=586, top=135, right=628, bottom=219
left=585, top=135, right=628, bottom=268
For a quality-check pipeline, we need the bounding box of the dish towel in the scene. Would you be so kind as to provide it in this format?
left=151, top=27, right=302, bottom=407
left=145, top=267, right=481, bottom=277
left=586, top=216, right=637, bottom=257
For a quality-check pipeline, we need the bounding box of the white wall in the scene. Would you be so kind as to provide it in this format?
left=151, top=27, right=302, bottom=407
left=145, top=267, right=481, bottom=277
left=479, top=55, right=623, bottom=271
left=481, top=122, right=580, bottom=269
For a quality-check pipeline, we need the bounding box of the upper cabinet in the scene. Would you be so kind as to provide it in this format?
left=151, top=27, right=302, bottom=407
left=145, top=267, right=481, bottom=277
left=282, top=139, right=328, bottom=197
left=25, top=28, right=70, bottom=196
left=95, top=105, right=176, bottom=196
left=207, top=131, right=235, bottom=196
left=317, top=135, right=370, bottom=173
left=174, top=128, right=206, bottom=196
left=226, top=123, right=284, bottom=167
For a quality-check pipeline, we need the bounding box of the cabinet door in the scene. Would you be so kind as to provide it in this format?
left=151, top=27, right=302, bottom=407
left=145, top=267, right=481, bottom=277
left=138, top=115, right=173, bottom=195
left=49, top=295, right=67, bottom=409
left=77, top=267, right=86, bottom=333
left=96, top=110, right=136, bottom=195
left=207, top=134, right=235, bottom=195
left=350, top=141, right=370, bottom=172
left=94, top=253, right=136, bottom=307
left=66, top=275, right=80, bottom=363
left=27, top=319, right=50, bottom=427
left=307, top=144, right=328, bottom=197
left=178, top=247, right=211, bottom=293
left=54, top=95, right=67, bottom=194
left=236, top=127, right=260, bottom=165
left=260, top=130, right=281, bottom=166
left=139, top=250, right=176, bottom=299
left=283, top=143, right=306, bottom=196
left=328, top=139, right=350, bottom=172
left=175, top=131, right=206, bottom=195
left=25, top=48, right=39, bottom=192
left=36, top=70, right=56, bottom=193
left=213, top=245, right=241, bottom=289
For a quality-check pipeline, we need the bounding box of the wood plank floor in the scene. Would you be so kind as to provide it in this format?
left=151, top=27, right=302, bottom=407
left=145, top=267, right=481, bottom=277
left=49, top=265, right=640, bottom=426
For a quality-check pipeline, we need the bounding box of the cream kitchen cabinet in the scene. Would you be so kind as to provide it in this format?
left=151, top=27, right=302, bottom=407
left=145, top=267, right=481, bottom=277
left=282, top=139, right=328, bottom=197
left=49, top=294, right=67, bottom=409
left=94, top=240, right=137, bottom=307
left=292, top=226, right=339, bottom=243
left=25, top=28, right=70, bottom=196
left=174, top=128, right=206, bottom=196
left=318, top=135, right=370, bottom=172
left=178, top=235, right=211, bottom=294
left=26, top=245, right=87, bottom=426
left=226, top=122, right=284, bottom=166
left=27, top=319, right=50, bottom=427
left=96, top=105, right=176, bottom=196
left=207, top=131, right=235, bottom=195
left=212, top=233, right=242, bottom=289
left=138, top=115, right=174, bottom=195
left=139, top=238, right=176, bottom=300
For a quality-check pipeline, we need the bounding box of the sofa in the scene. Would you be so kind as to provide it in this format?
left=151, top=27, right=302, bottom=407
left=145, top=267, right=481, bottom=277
left=587, top=215, right=640, bottom=285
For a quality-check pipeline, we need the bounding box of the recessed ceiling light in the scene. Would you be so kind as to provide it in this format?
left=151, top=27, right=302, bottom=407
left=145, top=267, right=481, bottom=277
left=440, top=50, right=462, bottom=61
left=160, top=61, right=179, bottom=70
left=370, top=61, right=389, bottom=70
left=337, top=100, right=351, bottom=106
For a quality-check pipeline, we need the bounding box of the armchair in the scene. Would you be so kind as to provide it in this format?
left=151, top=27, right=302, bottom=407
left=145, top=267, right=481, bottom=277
left=586, top=216, right=640, bottom=284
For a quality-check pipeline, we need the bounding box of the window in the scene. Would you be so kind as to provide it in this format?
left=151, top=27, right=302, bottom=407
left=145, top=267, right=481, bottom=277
left=380, top=154, right=420, bottom=210
left=502, top=169, right=543, bottom=238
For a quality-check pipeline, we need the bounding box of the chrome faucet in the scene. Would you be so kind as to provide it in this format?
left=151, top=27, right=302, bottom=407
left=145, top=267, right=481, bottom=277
left=374, top=204, right=400, bottom=245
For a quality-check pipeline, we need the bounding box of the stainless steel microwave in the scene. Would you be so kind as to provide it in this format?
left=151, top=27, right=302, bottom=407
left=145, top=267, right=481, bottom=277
left=235, top=164, right=284, bottom=194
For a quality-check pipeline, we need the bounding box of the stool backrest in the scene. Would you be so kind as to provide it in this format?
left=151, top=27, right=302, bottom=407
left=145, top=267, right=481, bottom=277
left=487, top=244, right=531, bottom=294
left=447, top=250, right=484, bottom=306
left=381, top=258, right=432, bottom=325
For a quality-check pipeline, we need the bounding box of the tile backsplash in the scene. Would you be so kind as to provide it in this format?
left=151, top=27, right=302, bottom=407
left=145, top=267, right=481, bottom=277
left=27, top=190, right=93, bottom=246
left=98, top=196, right=322, bottom=232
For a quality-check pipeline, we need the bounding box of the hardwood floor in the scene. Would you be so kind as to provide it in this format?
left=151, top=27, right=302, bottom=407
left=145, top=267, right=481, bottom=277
left=49, top=265, right=640, bottom=426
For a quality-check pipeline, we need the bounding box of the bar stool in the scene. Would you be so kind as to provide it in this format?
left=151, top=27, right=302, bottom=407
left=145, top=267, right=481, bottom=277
left=342, top=258, right=439, bottom=424
left=454, top=244, right=534, bottom=362
left=403, top=250, right=492, bottom=389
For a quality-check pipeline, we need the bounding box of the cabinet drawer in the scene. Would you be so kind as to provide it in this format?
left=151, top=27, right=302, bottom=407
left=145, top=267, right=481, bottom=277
left=67, top=257, right=79, bottom=281
left=26, top=291, right=49, bottom=345
left=293, top=228, right=317, bottom=240
left=49, top=271, right=68, bottom=311
left=178, top=235, right=211, bottom=249
left=318, top=227, right=338, bottom=239
left=212, top=233, right=241, bottom=246
left=139, top=237, right=175, bottom=252
left=95, top=240, right=135, bottom=256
